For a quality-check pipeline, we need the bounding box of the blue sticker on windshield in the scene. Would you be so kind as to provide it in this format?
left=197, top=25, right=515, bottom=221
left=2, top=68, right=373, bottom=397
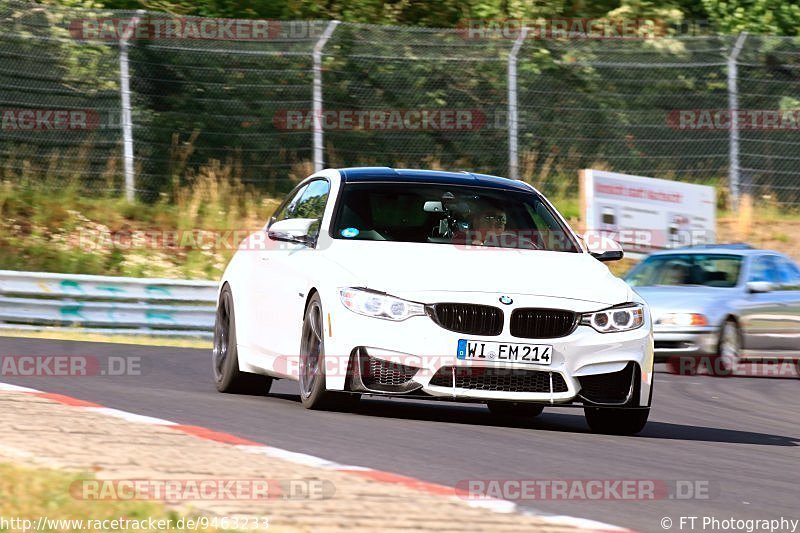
left=341, top=227, right=359, bottom=238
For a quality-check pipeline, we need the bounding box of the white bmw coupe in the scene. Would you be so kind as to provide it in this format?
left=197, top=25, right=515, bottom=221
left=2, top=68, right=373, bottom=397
left=213, top=167, right=654, bottom=435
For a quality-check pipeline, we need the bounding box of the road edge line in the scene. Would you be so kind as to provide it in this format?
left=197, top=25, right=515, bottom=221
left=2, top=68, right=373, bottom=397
left=0, top=382, right=635, bottom=533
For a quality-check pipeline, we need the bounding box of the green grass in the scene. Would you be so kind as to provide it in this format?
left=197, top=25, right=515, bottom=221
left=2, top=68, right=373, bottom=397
left=0, top=176, right=584, bottom=281
left=1, top=174, right=798, bottom=281
left=0, top=172, right=280, bottom=280
left=549, top=195, right=581, bottom=221
left=0, top=463, right=246, bottom=532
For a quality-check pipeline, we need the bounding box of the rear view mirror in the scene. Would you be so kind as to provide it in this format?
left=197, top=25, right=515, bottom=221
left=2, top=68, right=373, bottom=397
left=423, top=201, right=444, bottom=212
left=746, top=281, right=773, bottom=293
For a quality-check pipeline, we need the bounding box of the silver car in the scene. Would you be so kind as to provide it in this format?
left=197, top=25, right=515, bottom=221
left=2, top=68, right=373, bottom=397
left=624, top=244, right=800, bottom=372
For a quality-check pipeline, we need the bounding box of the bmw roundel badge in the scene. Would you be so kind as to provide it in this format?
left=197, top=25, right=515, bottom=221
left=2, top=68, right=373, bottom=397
left=499, top=295, right=513, bottom=305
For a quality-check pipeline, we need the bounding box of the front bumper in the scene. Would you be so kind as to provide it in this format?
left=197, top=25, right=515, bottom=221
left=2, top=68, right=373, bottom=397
left=653, top=326, right=718, bottom=362
left=321, top=290, right=654, bottom=408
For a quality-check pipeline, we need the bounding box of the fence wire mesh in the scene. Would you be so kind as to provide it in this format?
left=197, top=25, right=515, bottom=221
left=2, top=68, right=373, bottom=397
left=2, top=1, right=800, bottom=206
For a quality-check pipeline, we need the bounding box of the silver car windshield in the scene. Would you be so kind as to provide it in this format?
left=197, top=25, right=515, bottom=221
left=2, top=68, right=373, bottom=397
left=626, top=254, right=743, bottom=288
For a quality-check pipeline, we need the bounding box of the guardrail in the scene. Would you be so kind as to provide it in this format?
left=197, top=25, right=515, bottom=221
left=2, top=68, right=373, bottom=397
left=0, top=270, right=218, bottom=338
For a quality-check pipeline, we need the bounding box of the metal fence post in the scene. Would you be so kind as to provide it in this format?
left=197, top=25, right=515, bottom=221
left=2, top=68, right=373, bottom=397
left=727, top=32, right=748, bottom=210
left=119, top=10, right=144, bottom=202
left=313, top=21, right=340, bottom=172
left=507, top=27, right=528, bottom=181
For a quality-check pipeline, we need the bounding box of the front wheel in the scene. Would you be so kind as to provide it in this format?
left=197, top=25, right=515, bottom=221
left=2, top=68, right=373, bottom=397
left=213, top=284, right=273, bottom=395
left=717, top=319, right=741, bottom=376
left=584, top=407, right=649, bottom=435
left=299, top=293, right=360, bottom=411
left=486, top=401, right=544, bottom=417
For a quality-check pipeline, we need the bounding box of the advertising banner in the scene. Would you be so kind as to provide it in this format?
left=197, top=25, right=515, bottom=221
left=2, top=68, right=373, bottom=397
left=580, top=169, right=716, bottom=254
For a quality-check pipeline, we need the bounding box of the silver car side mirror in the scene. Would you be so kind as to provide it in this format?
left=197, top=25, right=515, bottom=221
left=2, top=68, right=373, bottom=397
left=746, top=281, right=773, bottom=293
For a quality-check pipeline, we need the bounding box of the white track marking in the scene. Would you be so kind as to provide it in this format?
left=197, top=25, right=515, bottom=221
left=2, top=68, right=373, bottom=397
left=2, top=381, right=632, bottom=532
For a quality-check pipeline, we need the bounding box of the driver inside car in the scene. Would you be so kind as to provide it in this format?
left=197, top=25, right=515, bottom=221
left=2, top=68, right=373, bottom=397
left=470, top=207, right=510, bottom=246
left=469, top=207, right=544, bottom=249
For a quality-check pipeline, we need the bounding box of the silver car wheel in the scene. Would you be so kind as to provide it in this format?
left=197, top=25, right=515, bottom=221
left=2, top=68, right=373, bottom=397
left=718, top=320, right=740, bottom=373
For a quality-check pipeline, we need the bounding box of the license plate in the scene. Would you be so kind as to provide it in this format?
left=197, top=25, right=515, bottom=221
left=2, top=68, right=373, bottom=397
left=457, top=340, right=552, bottom=365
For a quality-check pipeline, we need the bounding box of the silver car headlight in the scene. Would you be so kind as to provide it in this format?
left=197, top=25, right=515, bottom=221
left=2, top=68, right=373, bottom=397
left=656, top=313, right=709, bottom=327
left=580, top=303, right=645, bottom=333
left=339, top=288, right=425, bottom=321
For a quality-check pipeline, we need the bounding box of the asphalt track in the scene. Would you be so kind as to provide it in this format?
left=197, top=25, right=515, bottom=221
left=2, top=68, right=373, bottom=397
left=1, top=336, right=798, bottom=532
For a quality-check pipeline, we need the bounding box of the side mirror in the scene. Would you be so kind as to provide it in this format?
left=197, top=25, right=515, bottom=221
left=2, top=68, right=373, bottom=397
left=746, top=281, right=773, bottom=293
left=584, top=234, right=624, bottom=262
left=592, top=249, right=625, bottom=262
left=267, top=218, right=318, bottom=246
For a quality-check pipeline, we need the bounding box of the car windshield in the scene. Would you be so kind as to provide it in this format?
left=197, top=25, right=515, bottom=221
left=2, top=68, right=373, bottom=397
left=330, top=182, right=580, bottom=252
left=625, top=253, right=743, bottom=288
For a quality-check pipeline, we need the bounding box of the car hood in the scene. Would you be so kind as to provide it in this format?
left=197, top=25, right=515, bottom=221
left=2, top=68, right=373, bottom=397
left=322, top=240, right=631, bottom=305
left=630, top=285, right=734, bottom=322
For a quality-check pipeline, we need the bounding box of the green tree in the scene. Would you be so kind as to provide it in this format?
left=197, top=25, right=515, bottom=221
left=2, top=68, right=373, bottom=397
left=701, top=0, right=800, bottom=35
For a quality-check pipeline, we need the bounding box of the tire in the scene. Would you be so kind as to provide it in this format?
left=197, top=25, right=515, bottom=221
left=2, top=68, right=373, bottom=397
left=213, top=284, right=273, bottom=394
left=486, top=401, right=544, bottom=417
left=299, top=293, right=360, bottom=411
left=584, top=407, right=649, bottom=435
left=716, top=319, right=741, bottom=377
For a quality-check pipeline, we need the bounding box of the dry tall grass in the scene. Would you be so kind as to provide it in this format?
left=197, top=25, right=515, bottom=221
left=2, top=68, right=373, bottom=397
left=2, top=150, right=800, bottom=279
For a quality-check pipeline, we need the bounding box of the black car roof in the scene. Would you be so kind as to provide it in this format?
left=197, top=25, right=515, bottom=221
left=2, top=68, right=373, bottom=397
left=338, top=167, right=534, bottom=193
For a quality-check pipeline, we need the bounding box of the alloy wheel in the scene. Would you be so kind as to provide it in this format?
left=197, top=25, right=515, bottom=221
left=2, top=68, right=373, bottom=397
left=300, top=301, right=324, bottom=398
left=718, top=320, right=740, bottom=374
left=212, top=291, right=231, bottom=383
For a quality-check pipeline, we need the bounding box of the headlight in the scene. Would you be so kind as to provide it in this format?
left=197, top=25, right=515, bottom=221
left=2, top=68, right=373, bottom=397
left=580, top=303, right=645, bottom=333
left=657, top=313, right=708, bottom=327
left=339, top=288, right=425, bottom=321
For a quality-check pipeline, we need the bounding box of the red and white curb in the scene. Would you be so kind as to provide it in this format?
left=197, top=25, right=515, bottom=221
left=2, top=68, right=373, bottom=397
left=0, top=382, right=632, bottom=532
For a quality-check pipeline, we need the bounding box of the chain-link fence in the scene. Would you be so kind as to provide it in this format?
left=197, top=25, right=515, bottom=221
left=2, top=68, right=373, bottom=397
left=2, top=1, right=800, bottom=206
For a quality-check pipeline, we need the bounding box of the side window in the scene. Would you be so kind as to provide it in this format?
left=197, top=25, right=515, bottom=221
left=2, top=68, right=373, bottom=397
left=525, top=200, right=577, bottom=252
left=293, top=180, right=330, bottom=221
left=748, top=256, right=781, bottom=284
left=775, top=257, right=800, bottom=289
left=271, top=184, right=309, bottom=224
left=292, top=180, right=330, bottom=240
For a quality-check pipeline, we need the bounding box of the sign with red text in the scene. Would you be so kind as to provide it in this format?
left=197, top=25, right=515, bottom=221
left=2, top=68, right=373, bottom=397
left=580, top=169, right=716, bottom=254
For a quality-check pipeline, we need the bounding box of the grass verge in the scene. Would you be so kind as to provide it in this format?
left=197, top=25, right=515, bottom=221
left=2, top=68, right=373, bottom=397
left=0, top=329, right=211, bottom=349
left=0, top=172, right=281, bottom=280
left=1, top=173, right=799, bottom=281
left=0, top=463, right=249, bottom=532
